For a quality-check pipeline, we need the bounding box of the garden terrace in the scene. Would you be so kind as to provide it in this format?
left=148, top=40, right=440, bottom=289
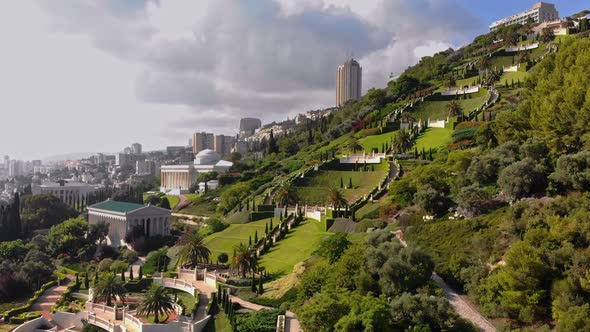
left=202, top=217, right=273, bottom=259
left=407, top=89, right=489, bottom=121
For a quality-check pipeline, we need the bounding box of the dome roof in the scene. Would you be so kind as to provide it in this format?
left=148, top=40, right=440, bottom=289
left=196, top=149, right=221, bottom=159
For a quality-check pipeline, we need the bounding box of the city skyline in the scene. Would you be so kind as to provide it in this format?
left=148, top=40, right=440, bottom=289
left=1, top=0, right=587, bottom=160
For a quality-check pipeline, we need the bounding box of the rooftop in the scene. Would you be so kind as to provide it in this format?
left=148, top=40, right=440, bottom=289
left=89, top=199, right=145, bottom=213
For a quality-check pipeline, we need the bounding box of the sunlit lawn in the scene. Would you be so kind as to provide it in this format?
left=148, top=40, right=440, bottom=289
left=203, top=218, right=273, bottom=258
left=412, top=128, right=453, bottom=152
left=258, top=219, right=331, bottom=275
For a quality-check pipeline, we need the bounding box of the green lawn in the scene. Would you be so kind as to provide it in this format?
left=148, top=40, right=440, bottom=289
left=258, top=219, right=331, bottom=275
left=178, top=200, right=218, bottom=217
left=174, top=290, right=197, bottom=312
left=203, top=218, right=273, bottom=258
left=413, top=128, right=453, bottom=152
left=203, top=312, right=232, bottom=332
left=358, top=130, right=397, bottom=153
left=183, top=194, right=199, bottom=201
left=166, top=195, right=180, bottom=208
left=409, top=89, right=488, bottom=120
left=292, top=169, right=387, bottom=206
left=499, top=71, right=529, bottom=85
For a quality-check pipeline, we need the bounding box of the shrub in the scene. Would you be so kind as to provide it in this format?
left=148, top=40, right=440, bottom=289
left=124, top=278, right=153, bottom=292
left=250, top=211, right=274, bottom=222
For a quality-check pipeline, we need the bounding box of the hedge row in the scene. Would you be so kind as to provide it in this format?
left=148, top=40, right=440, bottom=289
left=256, top=204, right=276, bottom=212
left=8, top=311, right=42, bottom=324
left=125, top=278, right=153, bottom=292
left=3, top=280, right=57, bottom=319
left=250, top=211, right=274, bottom=222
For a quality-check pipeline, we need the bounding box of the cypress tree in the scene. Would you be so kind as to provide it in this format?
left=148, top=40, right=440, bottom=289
left=254, top=231, right=258, bottom=244
left=429, top=148, right=433, bottom=160
left=129, top=266, right=134, bottom=281
left=422, top=147, right=426, bottom=160
left=249, top=235, right=252, bottom=247
left=251, top=275, right=257, bottom=293
left=76, top=273, right=80, bottom=285
left=340, top=177, right=343, bottom=188
left=84, top=272, right=89, bottom=289
left=349, top=177, right=352, bottom=189
left=270, top=219, right=273, bottom=230
left=258, top=278, right=264, bottom=295
left=121, top=270, right=125, bottom=282
left=139, top=266, right=143, bottom=280
left=94, top=271, right=99, bottom=286
left=414, top=147, right=418, bottom=159
left=265, top=223, right=268, bottom=235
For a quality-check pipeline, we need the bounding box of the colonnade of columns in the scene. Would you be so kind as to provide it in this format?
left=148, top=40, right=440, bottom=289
left=161, top=171, right=193, bottom=190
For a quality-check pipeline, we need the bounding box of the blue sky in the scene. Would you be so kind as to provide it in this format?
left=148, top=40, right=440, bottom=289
left=460, top=0, right=589, bottom=34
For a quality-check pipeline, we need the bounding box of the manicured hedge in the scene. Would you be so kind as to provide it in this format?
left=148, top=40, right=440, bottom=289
left=3, top=280, right=56, bottom=320
left=256, top=205, right=276, bottom=212
left=250, top=211, right=274, bottom=222
left=8, top=311, right=42, bottom=324
left=125, top=278, right=153, bottom=292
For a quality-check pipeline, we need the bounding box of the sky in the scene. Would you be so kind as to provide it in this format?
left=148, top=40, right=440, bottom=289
left=0, top=0, right=588, bottom=161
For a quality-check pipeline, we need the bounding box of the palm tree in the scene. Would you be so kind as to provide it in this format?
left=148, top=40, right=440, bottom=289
left=138, top=284, right=176, bottom=324
left=347, top=140, right=363, bottom=153
left=327, top=187, right=348, bottom=211
left=392, top=129, right=413, bottom=154
left=446, top=100, right=463, bottom=118
left=274, top=183, right=299, bottom=209
left=233, top=243, right=256, bottom=278
left=177, top=231, right=211, bottom=268
left=93, top=274, right=126, bottom=306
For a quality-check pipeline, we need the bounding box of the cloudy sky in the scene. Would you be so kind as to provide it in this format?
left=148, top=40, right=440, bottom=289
left=0, top=0, right=586, bottom=160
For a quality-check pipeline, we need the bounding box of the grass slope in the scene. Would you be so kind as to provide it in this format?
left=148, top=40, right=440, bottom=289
left=413, top=128, right=453, bottom=152
left=359, top=130, right=397, bottom=153
left=409, top=89, right=488, bottom=120
left=258, top=219, right=331, bottom=275
left=203, top=218, right=272, bottom=258
left=293, top=170, right=387, bottom=206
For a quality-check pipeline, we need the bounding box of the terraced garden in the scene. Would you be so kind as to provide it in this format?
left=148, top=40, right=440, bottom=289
left=292, top=168, right=387, bottom=206
left=203, top=217, right=273, bottom=259
left=358, top=130, right=397, bottom=153
left=413, top=128, right=453, bottom=152
left=258, top=219, right=331, bottom=275
left=408, top=89, right=488, bottom=120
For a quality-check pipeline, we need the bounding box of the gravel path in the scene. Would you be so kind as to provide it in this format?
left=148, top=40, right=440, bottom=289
left=394, top=231, right=496, bottom=332
left=431, top=273, right=496, bottom=332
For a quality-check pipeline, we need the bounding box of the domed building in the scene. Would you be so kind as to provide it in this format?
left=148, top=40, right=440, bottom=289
left=160, top=149, right=233, bottom=195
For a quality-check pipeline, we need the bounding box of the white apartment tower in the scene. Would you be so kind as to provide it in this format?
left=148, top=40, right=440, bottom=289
left=336, top=58, right=362, bottom=107
left=489, top=2, right=559, bottom=32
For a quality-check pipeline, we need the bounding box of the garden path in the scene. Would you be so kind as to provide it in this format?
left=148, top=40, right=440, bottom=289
left=31, top=276, right=73, bottom=319
left=394, top=231, right=496, bottom=332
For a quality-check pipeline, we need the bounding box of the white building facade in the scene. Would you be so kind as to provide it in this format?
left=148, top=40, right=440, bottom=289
left=336, top=58, right=362, bottom=107
left=489, top=2, right=559, bottom=32
left=88, top=199, right=171, bottom=247
left=32, top=180, right=97, bottom=204
left=160, top=149, right=233, bottom=194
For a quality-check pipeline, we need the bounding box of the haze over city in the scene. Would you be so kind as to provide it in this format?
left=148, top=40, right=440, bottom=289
left=0, top=0, right=586, bottom=160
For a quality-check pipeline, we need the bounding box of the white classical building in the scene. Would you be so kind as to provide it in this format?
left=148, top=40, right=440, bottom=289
left=88, top=199, right=171, bottom=247
left=160, top=149, right=233, bottom=194
left=32, top=180, right=97, bottom=205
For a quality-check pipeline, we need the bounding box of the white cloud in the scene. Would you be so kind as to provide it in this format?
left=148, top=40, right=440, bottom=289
left=0, top=0, right=482, bottom=160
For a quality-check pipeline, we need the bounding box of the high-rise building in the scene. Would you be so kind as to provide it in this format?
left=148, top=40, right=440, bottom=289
left=214, top=135, right=236, bottom=157
left=192, top=132, right=215, bottom=154
left=336, top=58, right=362, bottom=107
left=489, top=2, right=559, bottom=32
left=3, top=156, right=8, bottom=170
left=131, top=143, right=142, bottom=155
left=239, top=118, right=262, bottom=137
